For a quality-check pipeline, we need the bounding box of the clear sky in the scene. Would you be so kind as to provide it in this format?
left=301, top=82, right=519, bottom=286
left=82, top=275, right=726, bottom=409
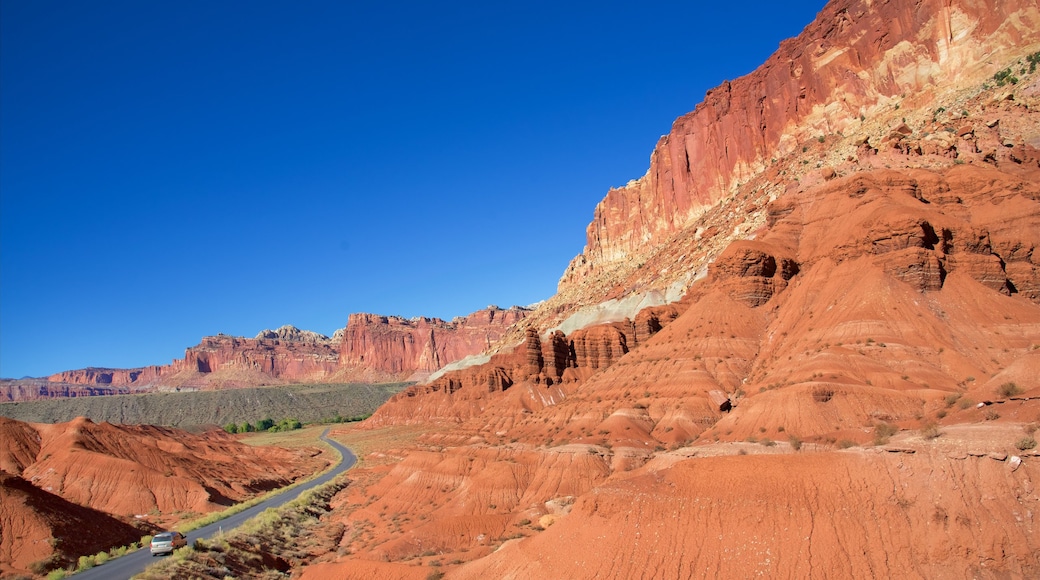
left=1, top=0, right=825, bottom=379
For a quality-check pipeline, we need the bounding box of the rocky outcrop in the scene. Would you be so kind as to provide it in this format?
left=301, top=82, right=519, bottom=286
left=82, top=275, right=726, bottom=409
left=338, top=306, right=528, bottom=381
left=255, top=325, right=332, bottom=343
left=710, top=241, right=799, bottom=307
left=560, top=0, right=1040, bottom=293
left=175, top=332, right=342, bottom=384
left=370, top=303, right=686, bottom=424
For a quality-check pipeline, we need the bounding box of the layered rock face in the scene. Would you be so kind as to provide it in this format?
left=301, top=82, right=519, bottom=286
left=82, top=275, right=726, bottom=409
left=559, top=0, right=1040, bottom=299
left=0, top=379, right=130, bottom=402
left=337, top=306, right=528, bottom=382
left=168, top=330, right=342, bottom=387
left=45, top=366, right=164, bottom=386
left=5, top=308, right=528, bottom=400
left=369, top=304, right=683, bottom=424
left=35, top=325, right=342, bottom=391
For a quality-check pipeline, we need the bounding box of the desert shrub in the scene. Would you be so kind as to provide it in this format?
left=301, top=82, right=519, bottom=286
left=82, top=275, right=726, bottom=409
left=920, top=424, right=942, bottom=440
left=76, top=555, right=94, bottom=570
left=28, top=554, right=64, bottom=575
left=998, top=382, right=1023, bottom=398
left=836, top=439, right=857, bottom=449
left=984, top=410, right=1000, bottom=421
left=223, top=423, right=239, bottom=433
left=93, top=551, right=109, bottom=566
left=110, top=545, right=128, bottom=557
left=46, top=571, right=67, bottom=580
left=760, top=438, right=776, bottom=447
left=1016, top=437, right=1037, bottom=451
left=788, top=435, right=802, bottom=451
left=957, top=397, right=975, bottom=410
left=873, top=423, right=898, bottom=445
left=993, top=67, right=1019, bottom=86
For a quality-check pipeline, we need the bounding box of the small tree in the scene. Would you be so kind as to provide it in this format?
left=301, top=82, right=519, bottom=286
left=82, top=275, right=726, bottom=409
left=223, top=423, right=238, bottom=434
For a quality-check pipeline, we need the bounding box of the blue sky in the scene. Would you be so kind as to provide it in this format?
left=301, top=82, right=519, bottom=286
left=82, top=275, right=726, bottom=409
left=1, top=0, right=824, bottom=378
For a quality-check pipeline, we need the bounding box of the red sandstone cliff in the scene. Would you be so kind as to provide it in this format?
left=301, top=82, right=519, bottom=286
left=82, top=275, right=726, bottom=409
left=3, top=307, right=529, bottom=401
left=558, top=0, right=1040, bottom=301
left=337, top=306, right=528, bottom=382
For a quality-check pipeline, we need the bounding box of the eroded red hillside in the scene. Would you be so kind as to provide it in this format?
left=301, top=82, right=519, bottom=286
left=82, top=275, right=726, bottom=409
left=0, top=416, right=327, bottom=577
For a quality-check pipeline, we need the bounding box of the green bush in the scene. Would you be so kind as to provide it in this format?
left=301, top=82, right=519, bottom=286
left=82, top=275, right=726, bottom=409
left=993, top=67, right=1019, bottom=86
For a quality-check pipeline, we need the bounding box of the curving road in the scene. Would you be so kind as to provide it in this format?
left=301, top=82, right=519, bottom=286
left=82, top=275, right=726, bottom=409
left=74, top=430, right=355, bottom=580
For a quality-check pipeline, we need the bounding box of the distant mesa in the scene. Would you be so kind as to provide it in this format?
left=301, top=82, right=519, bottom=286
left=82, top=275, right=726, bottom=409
left=2, top=305, right=530, bottom=401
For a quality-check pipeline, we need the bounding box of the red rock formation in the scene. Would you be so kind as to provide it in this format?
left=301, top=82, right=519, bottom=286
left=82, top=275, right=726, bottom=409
left=6, top=308, right=528, bottom=400
left=0, top=379, right=130, bottom=402
left=560, top=0, right=1040, bottom=292
left=338, top=306, right=528, bottom=381
left=46, top=366, right=164, bottom=386
left=170, top=331, right=342, bottom=386
left=369, top=304, right=683, bottom=425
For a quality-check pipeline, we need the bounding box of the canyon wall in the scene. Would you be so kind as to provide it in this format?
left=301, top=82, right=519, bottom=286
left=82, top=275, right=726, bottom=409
left=337, top=306, right=528, bottom=381
left=3, top=307, right=529, bottom=401
left=560, top=0, right=1040, bottom=293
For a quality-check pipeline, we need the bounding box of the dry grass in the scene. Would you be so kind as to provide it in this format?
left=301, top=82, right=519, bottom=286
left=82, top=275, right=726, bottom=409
left=327, top=423, right=440, bottom=464
left=240, top=424, right=330, bottom=448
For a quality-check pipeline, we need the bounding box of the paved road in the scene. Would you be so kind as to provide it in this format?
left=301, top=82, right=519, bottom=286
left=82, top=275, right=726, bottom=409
left=74, top=430, right=355, bottom=580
